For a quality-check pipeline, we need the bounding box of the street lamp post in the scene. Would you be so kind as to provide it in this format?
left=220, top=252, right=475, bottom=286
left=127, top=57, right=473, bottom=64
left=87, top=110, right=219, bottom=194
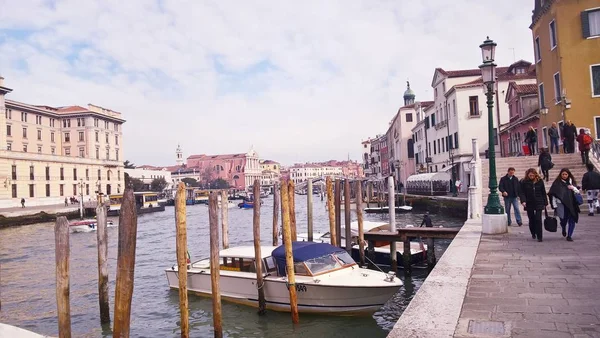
left=449, top=148, right=457, bottom=197
left=479, top=37, right=507, bottom=234
left=79, top=178, right=85, bottom=220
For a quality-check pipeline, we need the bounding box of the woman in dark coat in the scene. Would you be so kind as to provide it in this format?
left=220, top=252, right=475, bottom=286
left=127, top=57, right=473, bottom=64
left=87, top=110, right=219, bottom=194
left=519, top=168, right=548, bottom=242
left=525, top=127, right=537, bottom=156
left=538, top=148, right=552, bottom=182
left=548, top=168, right=580, bottom=241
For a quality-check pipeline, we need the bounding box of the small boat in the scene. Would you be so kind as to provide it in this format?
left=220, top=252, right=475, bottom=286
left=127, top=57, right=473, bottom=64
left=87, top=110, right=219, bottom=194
left=0, top=323, right=49, bottom=338
left=69, top=219, right=115, bottom=233
left=108, top=192, right=166, bottom=216
left=165, top=242, right=402, bottom=314
left=364, top=205, right=413, bottom=214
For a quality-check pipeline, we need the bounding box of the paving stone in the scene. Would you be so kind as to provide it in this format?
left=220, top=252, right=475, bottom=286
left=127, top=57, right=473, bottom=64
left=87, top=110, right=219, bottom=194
left=527, top=298, right=570, bottom=306
left=551, top=305, right=598, bottom=315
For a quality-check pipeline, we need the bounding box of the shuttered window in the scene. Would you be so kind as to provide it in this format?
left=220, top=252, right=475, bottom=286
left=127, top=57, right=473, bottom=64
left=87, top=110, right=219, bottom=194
left=582, top=9, right=600, bottom=38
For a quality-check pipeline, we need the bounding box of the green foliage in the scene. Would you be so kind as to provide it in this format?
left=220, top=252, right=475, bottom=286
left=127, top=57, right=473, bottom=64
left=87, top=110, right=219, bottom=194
left=151, top=177, right=168, bottom=192
left=123, top=160, right=136, bottom=169
left=181, top=177, right=199, bottom=187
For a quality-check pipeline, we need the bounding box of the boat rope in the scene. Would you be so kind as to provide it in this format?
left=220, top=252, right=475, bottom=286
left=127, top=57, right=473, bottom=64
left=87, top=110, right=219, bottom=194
left=364, top=255, right=387, bottom=274
left=256, top=280, right=265, bottom=290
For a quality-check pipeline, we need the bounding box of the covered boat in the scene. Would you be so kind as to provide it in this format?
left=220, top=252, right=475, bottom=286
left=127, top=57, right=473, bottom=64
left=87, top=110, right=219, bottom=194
left=69, top=219, right=115, bottom=232
left=165, top=241, right=401, bottom=315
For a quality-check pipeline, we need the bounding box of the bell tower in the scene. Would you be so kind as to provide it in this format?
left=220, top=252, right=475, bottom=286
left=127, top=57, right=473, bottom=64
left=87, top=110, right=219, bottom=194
left=176, top=144, right=183, bottom=165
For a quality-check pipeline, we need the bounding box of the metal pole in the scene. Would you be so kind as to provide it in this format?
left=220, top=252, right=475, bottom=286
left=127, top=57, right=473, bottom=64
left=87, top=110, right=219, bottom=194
left=307, top=179, right=313, bottom=242
left=484, top=85, right=504, bottom=214
left=79, top=181, right=84, bottom=220
left=388, top=176, right=397, bottom=271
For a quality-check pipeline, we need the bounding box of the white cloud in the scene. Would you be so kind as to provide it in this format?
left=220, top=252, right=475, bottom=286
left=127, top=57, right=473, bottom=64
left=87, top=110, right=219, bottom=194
left=0, top=0, right=535, bottom=166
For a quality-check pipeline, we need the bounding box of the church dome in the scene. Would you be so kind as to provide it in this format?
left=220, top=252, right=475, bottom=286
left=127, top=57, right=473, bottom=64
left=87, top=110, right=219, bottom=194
left=403, top=82, right=415, bottom=100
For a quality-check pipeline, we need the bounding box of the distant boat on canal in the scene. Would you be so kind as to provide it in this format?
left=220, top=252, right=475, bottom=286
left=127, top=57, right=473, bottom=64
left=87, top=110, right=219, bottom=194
left=364, top=205, right=413, bottom=214
left=165, top=242, right=402, bottom=314
left=108, top=192, right=166, bottom=216
left=69, top=219, right=115, bottom=233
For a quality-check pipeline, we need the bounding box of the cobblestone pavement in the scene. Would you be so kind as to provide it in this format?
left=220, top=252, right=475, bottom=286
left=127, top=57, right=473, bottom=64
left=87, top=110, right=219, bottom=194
left=456, top=214, right=600, bottom=337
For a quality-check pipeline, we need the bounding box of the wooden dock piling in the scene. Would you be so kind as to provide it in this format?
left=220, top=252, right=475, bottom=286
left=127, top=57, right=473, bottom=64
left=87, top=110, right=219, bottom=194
left=113, top=189, right=138, bottom=338
left=288, top=180, right=297, bottom=241
left=272, top=183, right=280, bottom=246
left=252, top=180, right=266, bottom=314
left=96, top=193, right=110, bottom=324
left=281, top=179, right=299, bottom=324
left=208, top=192, right=223, bottom=338
left=55, top=216, right=71, bottom=338
left=427, top=238, right=436, bottom=269
left=403, top=238, right=412, bottom=274
left=221, top=189, right=229, bottom=249
left=334, top=179, right=342, bottom=248
left=326, top=177, right=337, bottom=247
left=355, top=181, right=365, bottom=266
left=344, top=179, right=351, bottom=253
left=175, top=183, right=189, bottom=337
left=307, top=179, right=313, bottom=242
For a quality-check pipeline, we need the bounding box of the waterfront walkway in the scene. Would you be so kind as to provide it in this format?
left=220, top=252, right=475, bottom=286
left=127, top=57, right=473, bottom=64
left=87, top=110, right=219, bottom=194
left=454, top=215, right=600, bottom=337
left=0, top=203, right=81, bottom=217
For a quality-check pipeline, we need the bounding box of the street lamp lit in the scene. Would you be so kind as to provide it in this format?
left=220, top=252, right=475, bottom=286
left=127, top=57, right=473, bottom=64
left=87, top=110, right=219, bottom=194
left=479, top=36, right=497, bottom=62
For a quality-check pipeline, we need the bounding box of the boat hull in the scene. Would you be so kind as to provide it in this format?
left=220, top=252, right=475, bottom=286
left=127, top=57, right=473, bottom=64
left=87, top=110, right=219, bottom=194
left=364, top=206, right=412, bottom=214
left=107, top=205, right=165, bottom=216
left=165, top=269, right=400, bottom=315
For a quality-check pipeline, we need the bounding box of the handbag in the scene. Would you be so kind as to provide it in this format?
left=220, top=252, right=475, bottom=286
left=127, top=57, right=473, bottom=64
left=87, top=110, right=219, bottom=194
left=575, top=192, right=584, bottom=205
left=544, top=207, right=558, bottom=232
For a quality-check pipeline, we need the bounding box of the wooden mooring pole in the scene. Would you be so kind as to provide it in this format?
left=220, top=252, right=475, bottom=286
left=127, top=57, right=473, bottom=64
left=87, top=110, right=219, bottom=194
left=208, top=192, right=223, bottom=338
left=355, top=181, right=365, bottom=266
left=55, top=216, right=71, bottom=338
left=334, top=179, right=342, bottom=248
left=427, top=237, right=436, bottom=270
left=96, top=193, right=110, bottom=324
left=326, top=177, right=337, bottom=247
left=288, top=180, right=297, bottom=241
left=221, top=189, right=229, bottom=249
left=272, top=183, right=280, bottom=246
left=281, top=179, right=299, bottom=324
left=252, top=180, right=266, bottom=314
left=113, top=188, right=138, bottom=338
left=175, top=183, right=189, bottom=338
left=344, top=179, right=352, bottom=253
left=403, top=237, right=412, bottom=274
left=307, top=179, right=313, bottom=242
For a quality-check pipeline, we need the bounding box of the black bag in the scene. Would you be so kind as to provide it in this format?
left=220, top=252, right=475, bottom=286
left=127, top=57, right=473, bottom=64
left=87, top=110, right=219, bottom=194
left=544, top=207, right=557, bottom=232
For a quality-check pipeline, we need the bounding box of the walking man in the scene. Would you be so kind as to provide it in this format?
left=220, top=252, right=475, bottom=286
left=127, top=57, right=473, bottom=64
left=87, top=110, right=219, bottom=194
left=499, top=167, right=523, bottom=226
left=582, top=163, right=600, bottom=216
left=20, top=198, right=25, bottom=208
left=548, top=122, right=560, bottom=154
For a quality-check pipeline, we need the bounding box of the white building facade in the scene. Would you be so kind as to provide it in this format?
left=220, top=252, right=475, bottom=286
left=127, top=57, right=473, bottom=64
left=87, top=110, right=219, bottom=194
left=289, top=165, right=343, bottom=184
left=125, top=166, right=173, bottom=191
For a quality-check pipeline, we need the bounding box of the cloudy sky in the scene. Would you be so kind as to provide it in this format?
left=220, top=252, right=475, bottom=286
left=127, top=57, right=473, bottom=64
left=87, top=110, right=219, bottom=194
left=0, top=0, right=534, bottom=166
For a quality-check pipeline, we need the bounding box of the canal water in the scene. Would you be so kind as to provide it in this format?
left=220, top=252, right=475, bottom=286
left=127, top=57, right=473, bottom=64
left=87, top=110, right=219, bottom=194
left=0, top=195, right=464, bottom=337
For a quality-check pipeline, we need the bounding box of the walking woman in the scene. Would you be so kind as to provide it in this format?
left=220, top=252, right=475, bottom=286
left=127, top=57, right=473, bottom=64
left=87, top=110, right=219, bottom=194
left=519, top=168, right=548, bottom=242
left=548, top=168, right=580, bottom=241
left=538, top=147, right=553, bottom=182
left=525, top=126, right=538, bottom=156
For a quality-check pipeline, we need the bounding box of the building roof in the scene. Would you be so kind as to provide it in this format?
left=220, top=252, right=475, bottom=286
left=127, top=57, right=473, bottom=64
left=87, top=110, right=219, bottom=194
left=445, top=62, right=536, bottom=95
left=6, top=99, right=125, bottom=122
left=261, top=160, right=279, bottom=164
left=514, top=83, right=538, bottom=95
left=530, top=0, right=555, bottom=28
left=435, top=67, right=482, bottom=78
left=399, top=100, right=434, bottom=110
left=187, top=153, right=246, bottom=160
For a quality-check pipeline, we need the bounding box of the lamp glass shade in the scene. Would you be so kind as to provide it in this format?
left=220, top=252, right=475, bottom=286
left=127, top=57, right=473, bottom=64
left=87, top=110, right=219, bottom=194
left=479, top=37, right=497, bottom=62
left=479, top=62, right=497, bottom=84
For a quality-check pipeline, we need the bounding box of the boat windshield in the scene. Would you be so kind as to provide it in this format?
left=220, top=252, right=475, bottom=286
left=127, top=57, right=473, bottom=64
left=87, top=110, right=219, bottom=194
left=334, top=251, right=355, bottom=266
left=303, top=254, right=341, bottom=275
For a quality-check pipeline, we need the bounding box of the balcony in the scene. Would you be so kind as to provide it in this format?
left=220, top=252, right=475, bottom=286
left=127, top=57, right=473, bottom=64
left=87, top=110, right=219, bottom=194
left=434, top=120, right=448, bottom=130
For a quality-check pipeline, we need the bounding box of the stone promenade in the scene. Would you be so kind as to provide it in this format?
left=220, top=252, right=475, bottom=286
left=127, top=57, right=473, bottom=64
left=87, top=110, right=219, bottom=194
left=455, top=214, right=600, bottom=337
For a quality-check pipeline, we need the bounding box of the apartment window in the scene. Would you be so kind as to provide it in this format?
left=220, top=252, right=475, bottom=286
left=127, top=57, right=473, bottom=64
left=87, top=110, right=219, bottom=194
left=6, top=125, right=11, bottom=136
left=406, top=113, right=413, bottom=122
left=104, top=121, right=109, bottom=129
left=117, top=170, right=121, bottom=181
left=46, top=167, right=50, bottom=181
left=115, top=149, right=119, bottom=161
left=60, top=168, right=64, bottom=180
left=64, top=132, right=70, bottom=142
left=73, top=168, right=77, bottom=181
left=79, top=132, right=84, bottom=142
left=37, top=146, right=42, bottom=153
left=105, top=133, right=109, bottom=143
left=23, top=145, right=27, bottom=152
left=50, top=118, right=55, bottom=127
left=86, top=184, right=90, bottom=195
left=5, top=109, right=11, bottom=119
left=22, top=127, right=27, bottom=138
left=115, top=135, right=119, bottom=145
left=36, top=115, right=42, bottom=125
left=79, top=147, right=85, bottom=158
left=21, top=112, right=27, bottom=122
left=98, top=169, right=101, bottom=180
left=469, top=96, right=480, bottom=116
left=449, top=135, right=454, bottom=149
left=60, top=184, right=64, bottom=196
left=454, top=132, right=459, bottom=149
left=12, top=165, right=17, bottom=180
left=549, top=20, right=557, bottom=49
left=582, top=9, right=600, bottom=38
left=438, top=139, right=441, bottom=153
left=63, top=119, right=71, bottom=128
left=539, top=83, right=546, bottom=108
left=114, top=124, right=119, bottom=132
left=51, top=132, right=55, bottom=142
left=29, top=184, right=34, bottom=197
left=434, top=141, right=437, bottom=154
left=442, top=82, right=446, bottom=94
left=37, top=129, right=42, bottom=141
left=107, top=170, right=111, bottom=181
left=434, top=88, right=438, bottom=98
left=6, top=142, right=11, bottom=151
left=77, top=118, right=86, bottom=127
left=46, top=184, right=50, bottom=197
left=86, top=169, right=89, bottom=180
left=73, top=184, right=77, bottom=196
left=95, top=131, right=99, bottom=142
left=65, top=148, right=70, bottom=156
left=431, top=113, right=436, bottom=126
left=553, top=72, right=562, bottom=102
left=591, top=65, right=600, bottom=97
left=106, top=149, right=110, bottom=160
left=51, top=147, right=55, bottom=155
left=535, top=36, right=541, bottom=62
left=12, top=184, right=17, bottom=198
left=94, top=118, right=99, bottom=127
left=95, top=148, right=99, bottom=159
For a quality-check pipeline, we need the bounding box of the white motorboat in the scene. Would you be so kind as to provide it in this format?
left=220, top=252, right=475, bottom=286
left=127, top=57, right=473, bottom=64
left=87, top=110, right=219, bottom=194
left=165, top=242, right=402, bottom=315
left=69, top=219, right=115, bottom=233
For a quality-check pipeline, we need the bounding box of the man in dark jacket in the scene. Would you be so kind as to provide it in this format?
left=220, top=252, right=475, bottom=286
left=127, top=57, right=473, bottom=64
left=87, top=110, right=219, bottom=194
left=563, top=120, right=577, bottom=153
left=499, top=167, right=523, bottom=226
left=582, top=163, right=600, bottom=216
left=548, top=122, right=560, bottom=154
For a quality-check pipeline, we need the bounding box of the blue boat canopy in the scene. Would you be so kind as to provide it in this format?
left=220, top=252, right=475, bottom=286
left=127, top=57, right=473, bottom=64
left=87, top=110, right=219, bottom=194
left=271, top=241, right=346, bottom=276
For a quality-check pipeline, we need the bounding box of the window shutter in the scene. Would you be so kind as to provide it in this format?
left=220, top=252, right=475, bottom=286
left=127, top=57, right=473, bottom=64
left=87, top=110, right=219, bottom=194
left=582, top=11, right=591, bottom=38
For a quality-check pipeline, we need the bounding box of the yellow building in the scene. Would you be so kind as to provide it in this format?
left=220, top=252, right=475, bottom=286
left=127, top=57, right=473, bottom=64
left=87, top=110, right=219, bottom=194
left=530, top=0, right=600, bottom=139
left=0, top=77, right=125, bottom=208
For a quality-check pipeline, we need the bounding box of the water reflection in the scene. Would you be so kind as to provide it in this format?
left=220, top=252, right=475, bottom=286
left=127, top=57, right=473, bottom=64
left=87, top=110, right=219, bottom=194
left=0, top=195, right=464, bottom=337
